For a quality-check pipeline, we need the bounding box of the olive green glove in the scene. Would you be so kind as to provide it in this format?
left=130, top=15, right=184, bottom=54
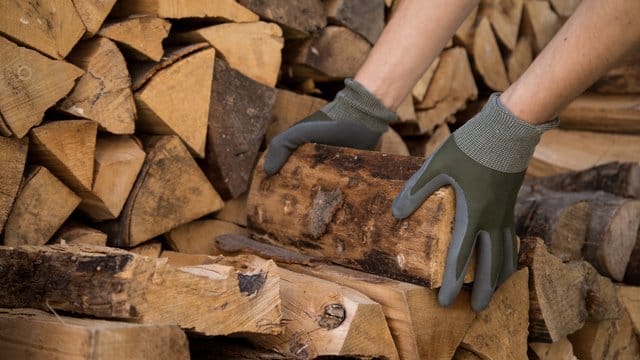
left=392, top=94, right=558, bottom=312
left=264, top=79, right=396, bottom=175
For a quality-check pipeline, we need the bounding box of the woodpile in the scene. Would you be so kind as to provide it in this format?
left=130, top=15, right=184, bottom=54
left=0, top=0, right=638, bottom=359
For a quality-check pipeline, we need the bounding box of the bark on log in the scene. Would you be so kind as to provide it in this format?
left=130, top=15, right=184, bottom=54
left=523, top=0, right=562, bottom=54
left=559, top=94, right=640, bottom=134
left=0, top=137, right=28, bottom=234
left=99, top=16, right=171, bottom=62
left=324, top=0, right=385, bottom=44
left=236, top=0, right=326, bottom=38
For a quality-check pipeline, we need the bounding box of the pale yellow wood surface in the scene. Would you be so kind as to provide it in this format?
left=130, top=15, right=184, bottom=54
left=54, top=223, right=108, bottom=246
left=412, top=57, right=440, bottom=104
left=506, top=36, right=533, bottom=83
left=265, top=89, right=327, bottom=143
left=215, top=193, right=248, bottom=227
left=112, top=0, right=259, bottom=22
left=473, top=17, right=510, bottom=91
left=396, top=94, right=416, bottom=122
left=616, top=285, right=640, bottom=337
left=135, top=48, right=215, bottom=158
left=0, top=137, right=28, bottom=234
left=0, top=36, right=83, bottom=138
left=523, top=1, right=562, bottom=53
left=480, top=0, right=523, bottom=50
left=529, top=338, right=578, bottom=360
left=559, top=94, right=640, bottom=134
left=99, top=16, right=171, bottom=62
left=129, top=240, right=163, bottom=258
left=72, top=0, right=118, bottom=36
left=166, top=219, right=248, bottom=255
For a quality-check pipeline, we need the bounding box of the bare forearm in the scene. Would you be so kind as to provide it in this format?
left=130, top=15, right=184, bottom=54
left=501, top=0, right=640, bottom=124
left=355, top=0, right=478, bottom=110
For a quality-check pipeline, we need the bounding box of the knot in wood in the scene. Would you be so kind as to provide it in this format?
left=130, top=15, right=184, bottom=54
left=317, top=303, right=346, bottom=329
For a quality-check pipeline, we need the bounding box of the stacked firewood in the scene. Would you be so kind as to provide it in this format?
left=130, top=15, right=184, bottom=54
left=0, top=0, right=638, bottom=359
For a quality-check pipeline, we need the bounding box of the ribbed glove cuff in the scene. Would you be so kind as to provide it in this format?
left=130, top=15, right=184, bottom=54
left=453, top=93, right=558, bottom=173
left=321, top=78, right=396, bottom=133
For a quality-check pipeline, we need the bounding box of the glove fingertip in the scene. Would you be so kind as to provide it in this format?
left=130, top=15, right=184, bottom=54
left=437, top=283, right=459, bottom=308
left=471, top=293, right=491, bottom=312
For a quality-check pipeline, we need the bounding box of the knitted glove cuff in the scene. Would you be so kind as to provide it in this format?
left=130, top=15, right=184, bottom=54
left=453, top=93, right=558, bottom=173
left=321, top=78, right=397, bottom=133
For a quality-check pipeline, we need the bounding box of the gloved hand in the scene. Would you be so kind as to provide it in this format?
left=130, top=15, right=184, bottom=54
left=392, top=94, right=558, bottom=312
left=264, top=79, right=396, bottom=175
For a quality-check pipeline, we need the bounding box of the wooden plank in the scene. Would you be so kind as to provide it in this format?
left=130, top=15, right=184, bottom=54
left=203, top=58, right=277, bottom=199
left=247, top=143, right=474, bottom=288
left=324, top=0, right=385, bottom=44
left=0, top=244, right=282, bottom=336
left=4, top=167, right=80, bottom=247
left=128, top=240, right=162, bottom=258
left=135, top=48, right=215, bottom=158
left=265, top=89, right=327, bottom=144
left=111, top=0, right=259, bottom=22
left=0, top=137, right=28, bottom=234
left=0, top=0, right=85, bottom=59
left=0, top=36, right=83, bottom=138
left=101, top=136, right=223, bottom=248
left=0, top=308, right=189, bottom=360
left=166, top=219, right=248, bottom=255
left=559, top=94, right=640, bottom=134
left=99, top=16, right=171, bottom=62
left=236, top=0, right=326, bottom=38
left=71, top=0, right=118, bottom=37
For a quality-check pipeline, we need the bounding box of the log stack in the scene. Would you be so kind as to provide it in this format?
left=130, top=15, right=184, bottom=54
left=0, top=0, right=638, bottom=359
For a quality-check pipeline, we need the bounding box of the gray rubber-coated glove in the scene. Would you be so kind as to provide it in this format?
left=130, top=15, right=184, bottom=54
left=392, top=93, right=557, bottom=312
left=264, top=79, right=396, bottom=175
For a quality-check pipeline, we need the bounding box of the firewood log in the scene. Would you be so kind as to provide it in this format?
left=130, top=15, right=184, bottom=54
left=506, top=36, right=533, bottom=82
left=479, top=0, right=524, bottom=51
left=377, top=128, right=411, bottom=156
left=412, top=57, right=440, bottom=104
left=53, top=222, right=108, bottom=246
left=128, top=240, right=162, bottom=258
left=549, top=0, right=582, bottom=17
left=166, top=219, right=248, bottom=255
left=559, top=94, right=640, bottom=134
left=0, top=137, right=28, bottom=234
left=0, top=308, right=189, bottom=360
left=324, top=0, right=385, bottom=44
left=265, top=89, right=328, bottom=144
left=523, top=1, right=562, bottom=54
left=99, top=16, right=171, bottom=62
left=472, top=17, right=510, bottom=91
left=592, top=50, right=640, bottom=94
left=396, top=94, right=417, bottom=123
left=236, top=0, right=326, bottom=38
left=215, top=193, right=248, bottom=227
left=111, top=0, right=258, bottom=22
left=71, top=0, right=118, bottom=37
left=529, top=338, right=578, bottom=360
left=0, top=36, right=83, bottom=138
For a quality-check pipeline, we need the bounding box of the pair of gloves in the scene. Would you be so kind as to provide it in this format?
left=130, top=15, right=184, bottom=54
left=264, top=79, right=556, bottom=311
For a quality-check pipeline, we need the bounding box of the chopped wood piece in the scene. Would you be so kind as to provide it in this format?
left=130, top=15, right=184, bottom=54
left=215, top=194, right=248, bottom=227
left=461, top=269, right=529, bottom=360
left=0, top=36, right=83, bottom=138
left=626, top=234, right=640, bottom=285
left=29, top=120, right=97, bottom=193
left=285, top=26, right=372, bottom=81
left=161, top=251, right=219, bottom=267
left=203, top=59, right=277, bottom=199
left=396, top=94, right=416, bottom=122
left=71, top=0, right=118, bottom=37
left=247, top=144, right=475, bottom=288
left=216, top=233, right=320, bottom=266
left=454, top=6, right=479, bottom=48
left=406, top=124, right=451, bottom=158
left=135, top=48, right=214, bottom=158
left=507, top=36, right=533, bottom=82
left=99, top=16, right=171, bottom=62
left=559, top=94, right=640, bottom=134
left=377, top=128, right=410, bottom=156
left=59, top=37, right=136, bottom=135
left=411, top=57, right=440, bottom=103
left=249, top=267, right=400, bottom=359
left=0, top=245, right=282, bottom=336
left=53, top=222, right=108, bottom=246
left=236, top=0, right=326, bottom=38
left=523, top=1, right=562, bottom=54
left=616, top=286, right=640, bottom=337
left=176, top=22, right=283, bottom=87
left=101, top=136, right=223, bottom=248
left=592, top=50, right=640, bottom=94
left=78, top=135, right=146, bottom=221
left=0, top=137, right=28, bottom=234
left=529, top=129, right=640, bottom=177
left=0, top=0, right=85, bottom=59
left=529, top=338, right=578, bottom=360
left=129, top=240, right=162, bottom=258
left=265, top=89, right=328, bottom=143
left=549, top=0, right=581, bottom=17
left=0, top=308, right=189, bottom=360
left=325, top=0, right=385, bottom=44
left=518, top=238, right=620, bottom=343
left=472, top=17, right=510, bottom=91
left=111, top=0, right=258, bottom=22
left=166, top=220, right=248, bottom=255
left=454, top=348, right=484, bottom=360
left=4, top=167, right=80, bottom=247
left=480, top=0, right=524, bottom=50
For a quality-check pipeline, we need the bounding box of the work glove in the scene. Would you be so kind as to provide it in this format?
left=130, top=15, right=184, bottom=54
left=264, top=79, right=396, bottom=175
left=392, top=93, right=558, bottom=312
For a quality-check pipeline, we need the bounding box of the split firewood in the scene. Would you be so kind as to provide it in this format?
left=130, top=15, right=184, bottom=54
left=0, top=244, right=282, bottom=336
left=506, top=36, right=533, bottom=82
left=616, top=286, right=640, bottom=337
left=53, top=222, right=108, bottom=246
left=0, top=137, right=28, bottom=234
left=161, top=251, right=219, bottom=267
left=59, top=37, right=136, bottom=135
left=523, top=1, right=562, bottom=54
left=324, top=0, right=385, bottom=44
left=396, top=94, right=417, bottom=123
left=0, top=0, right=85, bottom=59
left=247, top=143, right=476, bottom=288
left=285, top=26, right=372, bottom=81
left=99, top=16, right=171, bottom=62
left=454, top=348, right=484, bottom=360
left=406, top=124, right=451, bottom=158
left=236, top=0, right=326, bottom=38
left=529, top=338, right=578, bottom=360
left=78, top=135, right=146, bottom=221
left=453, top=6, right=479, bottom=48
left=0, top=308, right=189, bottom=360
left=4, top=167, right=81, bottom=247
left=529, top=129, right=640, bottom=177
left=472, top=17, right=510, bottom=91
left=479, top=0, right=524, bottom=51
left=518, top=237, right=620, bottom=343
left=559, top=94, right=640, bottom=134
left=0, top=112, right=10, bottom=137
left=377, top=128, right=410, bottom=156
left=0, top=36, right=83, bottom=138
left=135, top=48, right=215, bottom=158
left=549, top=0, right=582, bottom=17
left=166, top=219, right=248, bottom=255
left=175, top=22, right=284, bottom=87
left=460, top=269, right=529, bottom=360
left=626, top=234, right=640, bottom=285
left=128, top=240, right=162, bottom=258
left=111, top=0, right=259, bottom=22
left=101, top=136, right=224, bottom=248
left=412, top=57, right=440, bottom=103
left=592, top=50, right=640, bottom=94
left=203, top=59, right=277, bottom=199
left=265, top=89, right=328, bottom=143
left=215, top=234, right=475, bottom=360
left=29, top=120, right=97, bottom=194
left=215, top=193, right=248, bottom=227
left=71, top=0, right=118, bottom=37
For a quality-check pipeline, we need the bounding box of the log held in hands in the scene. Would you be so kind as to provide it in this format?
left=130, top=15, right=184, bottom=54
left=247, top=143, right=474, bottom=288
